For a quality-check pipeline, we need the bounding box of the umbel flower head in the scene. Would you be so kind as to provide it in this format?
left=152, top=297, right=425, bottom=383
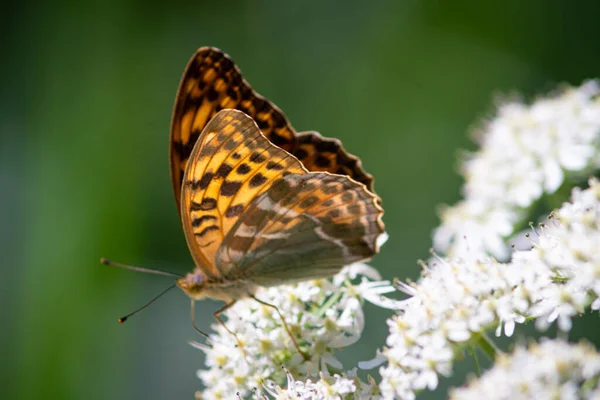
left=380, top=178, right=600, bottom=399
left=434, top=81, right=600, bottom=259
left=193, top=262, right=398, bottom=399
left=254, top=367, right=380, bottom=400
left=450, top=339, right=600, bottom=400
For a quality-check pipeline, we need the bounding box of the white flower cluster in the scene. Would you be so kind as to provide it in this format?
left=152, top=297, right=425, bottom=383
left=434, top=81, right=600, bottom=259
left=380, top=179, right=600, bottom=399
left=255, top=368, right=380, bottom=400
left=526, top=180, right=600, bottom=330
left=193, top=263, right=397, bottom=399
left=450, top=339, right=600, bottom=400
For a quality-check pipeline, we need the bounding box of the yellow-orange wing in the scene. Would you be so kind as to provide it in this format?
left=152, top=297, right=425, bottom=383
left=170, top=47, right=376, bottom=215
left=170, top=47, right=297, bottom=213
left=180, top=109, right=306, bottom=279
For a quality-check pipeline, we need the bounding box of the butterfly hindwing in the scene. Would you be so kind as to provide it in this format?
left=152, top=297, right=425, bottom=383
left=180, top=109, right=306, bottom=279
left=216, top=172, right=384, bottom=285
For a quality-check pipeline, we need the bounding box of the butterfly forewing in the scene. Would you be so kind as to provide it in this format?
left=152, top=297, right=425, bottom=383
left=180, top=109, right=307, bottom=278
left=170, top=47, right=376, bottom=214
left=216, top=172, right=384, bottom=286
left=171, top=48, right=297, bottom=211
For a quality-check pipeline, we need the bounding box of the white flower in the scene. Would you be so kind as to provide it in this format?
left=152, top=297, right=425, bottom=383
left=450, top=339, right=600, bottom=400
left=258, top=368, right=379, bottom=400
left=381, top=179, right=600, bottom=399
left=193, top=263, right=396, bottom=398
left=434, top=81, right=600, bottom=259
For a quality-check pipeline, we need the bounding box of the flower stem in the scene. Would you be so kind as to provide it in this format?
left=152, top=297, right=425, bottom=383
left=473, top=332, right=502, bottom=360
left=469, top=344, right=482, bottom=376
left=316, top=291, right=344, bottom=317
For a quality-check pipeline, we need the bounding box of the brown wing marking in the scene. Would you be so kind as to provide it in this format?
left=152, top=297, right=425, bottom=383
left=293, top=131, right=374, bottom=191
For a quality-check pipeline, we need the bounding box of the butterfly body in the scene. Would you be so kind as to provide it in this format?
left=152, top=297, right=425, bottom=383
left=177, top=271, right=258, bottom=302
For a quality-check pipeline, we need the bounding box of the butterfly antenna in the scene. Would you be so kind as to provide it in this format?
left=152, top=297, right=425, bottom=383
left=117, top=283, right=178, bottom=323
left=100, top=257, right=182, bottom=278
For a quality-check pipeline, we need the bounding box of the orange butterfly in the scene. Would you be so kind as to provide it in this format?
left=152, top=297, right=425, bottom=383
left=104, top=48, right=384, bottom=357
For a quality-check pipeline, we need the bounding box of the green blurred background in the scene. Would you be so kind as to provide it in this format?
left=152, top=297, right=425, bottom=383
left=3, top=1, right=600, bottom=399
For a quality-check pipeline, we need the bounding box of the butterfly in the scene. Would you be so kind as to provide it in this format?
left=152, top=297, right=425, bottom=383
left=107, top=47, right=385, bottom=358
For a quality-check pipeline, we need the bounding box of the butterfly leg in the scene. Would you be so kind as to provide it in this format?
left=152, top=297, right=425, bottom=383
left=213, top=301, right=246, bottom=352
left=250, top=295, right=309, bottom=361
left=190, top=299, right=209, bottom=337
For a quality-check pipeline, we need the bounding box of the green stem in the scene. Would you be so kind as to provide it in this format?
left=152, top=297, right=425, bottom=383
left=473, top=332, right=502, bottom=360
left=469, top=345, right=482, bottom=376
left=315, top=291, right=344, bottom=317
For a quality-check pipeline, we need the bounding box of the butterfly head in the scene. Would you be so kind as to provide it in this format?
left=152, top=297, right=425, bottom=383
left=176, top=271, right=208, bottom=300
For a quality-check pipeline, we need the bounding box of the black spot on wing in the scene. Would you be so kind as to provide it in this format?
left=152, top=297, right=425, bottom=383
left=252, top=97, right=267, bottom=113
left=266, top=161, right=284, bottom=170
left=299, top=195, right=318, bottom=209
left=249, top=173, right=267, bottom=188
left=271, top=112, right=286, bottom=129
left=191, top=197, right=217, bottom=211
left=237, top=163, right=251, bottom=174
left=225, top=204, right=245, bottom=218
left=293, top=148, right=308, bottom=159
left=216, top=163, right=233, bottom=178
left=249, top=152, right=267, bottom=163
left=315, top=155, right=331, bottom=168
left=206, top=87, right=218, bottom=102
left=223, top=139, right=240, bottom=151
left=221, top=180, right=243, bottom=196
left=192, top=215, right=218, bottom=227
left=341, top=191, right=354, bottom=202
left=348, top=204, right=361, bottom=215
left=327, top=209, right=341, bottom=219
left=322, top=184, right=338, bottom=195
left=226, top=87, right=239, bottom=100
left=299, top=182, right=316, bottom=192
left=267, top=179, right=292, bottom=202
left=197, top=172, right=214, bottom=190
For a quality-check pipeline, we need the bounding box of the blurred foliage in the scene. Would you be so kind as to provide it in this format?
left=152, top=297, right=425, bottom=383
left=2, top=1, right=600, bottom=399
